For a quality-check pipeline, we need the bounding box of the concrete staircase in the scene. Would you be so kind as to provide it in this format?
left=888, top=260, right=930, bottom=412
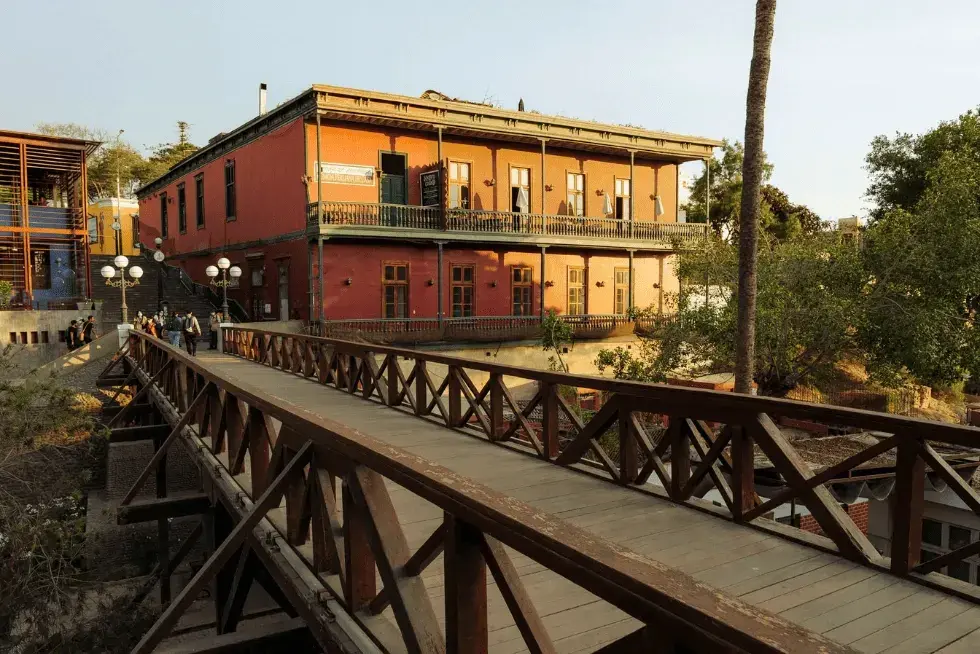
left=91, top=253, right=219, bottom=343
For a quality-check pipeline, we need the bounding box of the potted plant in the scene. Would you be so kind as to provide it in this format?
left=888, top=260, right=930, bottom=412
left=0, top=280, right=12, bottom=309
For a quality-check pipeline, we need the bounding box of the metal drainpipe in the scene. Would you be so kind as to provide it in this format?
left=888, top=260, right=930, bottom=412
left=629, top=151, right=635, bottom=238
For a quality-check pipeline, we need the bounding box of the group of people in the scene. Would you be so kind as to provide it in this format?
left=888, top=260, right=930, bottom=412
left=65, top=316, right=97, bottom=350
left=131, top=309, right=225, bottom=356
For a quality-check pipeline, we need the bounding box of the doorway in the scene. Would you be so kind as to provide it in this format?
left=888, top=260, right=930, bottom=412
left=277, top=262, right=289, bottom=321
left=379, top=152, right=407, bottom=205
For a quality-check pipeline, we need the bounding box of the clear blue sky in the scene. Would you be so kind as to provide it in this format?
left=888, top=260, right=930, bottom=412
left=3, top=0, right=978, bottom=218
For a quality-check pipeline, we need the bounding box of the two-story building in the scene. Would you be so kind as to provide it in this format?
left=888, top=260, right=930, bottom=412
left=135, top=85, right=718, bottom=332
left=0, top=129, right=96, bottom=308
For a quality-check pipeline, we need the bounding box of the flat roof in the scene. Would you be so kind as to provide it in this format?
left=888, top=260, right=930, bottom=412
left=0, top=128, right=101, bottom=155
left=137, top=84, right=722, bottom=197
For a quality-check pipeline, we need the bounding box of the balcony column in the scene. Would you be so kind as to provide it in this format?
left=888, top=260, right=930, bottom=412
left=438, top=127, right=445, bottom=230
left=539, top=246, right=547, bottom=322
left=675, top=159, right=681, bottom=222
left=316, top=113, right=323, bottom=227
left=629, top=150, right=635, bottom=239
left=437, top=241, right=445, bottom=325
left=540, top=139, right=547, bottom=231
left=628, top=249, right=634, bottom=312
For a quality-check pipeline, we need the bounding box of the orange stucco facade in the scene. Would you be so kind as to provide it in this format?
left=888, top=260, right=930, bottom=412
left=304, top=121, right=679, bottom=222
left=135, top=85, right=714, bottom=325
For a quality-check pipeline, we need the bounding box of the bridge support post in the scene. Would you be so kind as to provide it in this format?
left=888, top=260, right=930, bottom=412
left=343, top=482, right=376, bottom=610
left=730, top=425, right=756, bottom=522
left=445, top=514, right=487, bottom=654
left=541, top=382, right=559, bottom=460
left=891, top=435, right=925, bottom=574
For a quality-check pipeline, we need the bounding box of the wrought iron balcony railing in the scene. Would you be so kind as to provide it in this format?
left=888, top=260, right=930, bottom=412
left=306, top=201, right=708, bottom=246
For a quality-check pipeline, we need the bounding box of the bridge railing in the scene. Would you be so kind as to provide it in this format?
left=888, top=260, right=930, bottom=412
left=118, top=330, right=851, bottom=653
left=222, top=326, right=980, bottom=605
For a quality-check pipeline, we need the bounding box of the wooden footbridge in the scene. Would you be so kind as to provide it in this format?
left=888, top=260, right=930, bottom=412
left=99, top=327, right=980, bottom=653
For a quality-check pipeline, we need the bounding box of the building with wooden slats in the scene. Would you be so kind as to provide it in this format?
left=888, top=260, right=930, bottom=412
left=0, top=130, right=98, bottom=307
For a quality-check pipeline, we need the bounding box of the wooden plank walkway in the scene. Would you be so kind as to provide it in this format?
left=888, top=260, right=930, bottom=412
left=196, top=351, right=980, bottom=653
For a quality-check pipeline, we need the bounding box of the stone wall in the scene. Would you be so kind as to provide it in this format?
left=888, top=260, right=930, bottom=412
left=0, top=308, right=104, bottom=372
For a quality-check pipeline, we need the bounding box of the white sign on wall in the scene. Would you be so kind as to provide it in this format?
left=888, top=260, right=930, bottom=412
left=317, top=162, right=376, bottom=186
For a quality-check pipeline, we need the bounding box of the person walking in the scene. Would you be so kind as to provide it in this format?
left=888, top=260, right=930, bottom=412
left=154, top=313, right=165, bottom=339
left=166, top=311, right=182, bottom=348
left=208, top=312, right=221, bottom=350
left=66, top=319, right=78, bottom=351
left=184, top=311, right=202, bottom=356
left=74, top=319, right=84, bottom=348
left=82, top=315, right=97, bottom=345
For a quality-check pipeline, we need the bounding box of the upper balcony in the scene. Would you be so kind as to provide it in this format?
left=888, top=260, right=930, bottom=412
left=306, top=201, right=708, bottom=251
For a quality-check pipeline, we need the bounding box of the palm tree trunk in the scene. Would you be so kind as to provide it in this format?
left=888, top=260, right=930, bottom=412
left=734, top=0, right=777, bottom=394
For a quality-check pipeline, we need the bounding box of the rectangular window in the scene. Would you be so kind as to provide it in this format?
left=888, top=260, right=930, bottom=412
left=87, top=216, right=99, bottom=243
left=449, top=161, right=470, bottom=209
left=511, top=167, right=531, bottom=213
left=614, top=267, right=629, bottom=315
left=383, top=262, right=408, bottom=318
left=566, top=173, right=584, bottom=216
left=512, top=266, right=533, bottom=316
left=922, top=518, right=943, bottom=547
left=177, top=183, right=187, bottom=233
left=615, top=178, right=631, bottom=220
left=567, top=267, right=585, bottom=315
left=225, top=160, right=236, bottom=221
left=451, top=264, right=474, bottom=317
left=132, top=214, right=140, bottom=247
left=195, top=175, right=205, bottom=228
left=160, top=193, right=168, bottom=238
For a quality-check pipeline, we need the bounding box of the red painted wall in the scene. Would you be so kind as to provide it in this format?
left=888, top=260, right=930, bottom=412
left=317, top=242, right=672, bottom=319
left=139, top=118, right=307, bottom=253
left=176, top=239, right=310, bottom=321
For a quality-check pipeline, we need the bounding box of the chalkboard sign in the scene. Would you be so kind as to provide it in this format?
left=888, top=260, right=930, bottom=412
left=420, top=170, right=440, bottom=207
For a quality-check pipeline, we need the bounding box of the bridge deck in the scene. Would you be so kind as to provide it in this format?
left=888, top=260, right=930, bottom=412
left=195, top=351, right=980, bottom=653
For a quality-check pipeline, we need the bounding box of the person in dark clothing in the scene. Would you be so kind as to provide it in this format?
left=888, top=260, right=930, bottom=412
left=184, top=311, right=201, bottom=356
left=66, top=320, right=78, bottom=350
left=82, top=315, right=96, bottom=344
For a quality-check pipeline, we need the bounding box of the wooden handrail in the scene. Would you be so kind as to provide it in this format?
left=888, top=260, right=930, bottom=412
left=218, top=326, right=980, bottom=606
left=123, top=329, right=852, bottom=653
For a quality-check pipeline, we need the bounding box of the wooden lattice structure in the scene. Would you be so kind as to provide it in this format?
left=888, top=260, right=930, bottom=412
left=0, top=130, right=97, bottom=306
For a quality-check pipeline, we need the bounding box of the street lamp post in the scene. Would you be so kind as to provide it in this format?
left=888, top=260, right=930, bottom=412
left=153, top=237, right=166, bottom=311
left=206, top=257, right=241, bottom=318
left=100, top=254, right=143, bottom=323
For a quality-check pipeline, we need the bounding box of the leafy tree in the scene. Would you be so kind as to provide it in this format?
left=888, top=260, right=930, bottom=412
left=35, top=123, right=144, bottom=200
left=35, top=121, right=199, bottom=199
left=540, top=310, right=573, bottom=372
left=597, top=234, right=868, bottom=397
left=861, top=147, right=980, bottom=387
left=865, top=108, right=980, bottom=220
left=133, top=121, right=199, bottom=188
left=683, top=140, right=819, bottom=242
